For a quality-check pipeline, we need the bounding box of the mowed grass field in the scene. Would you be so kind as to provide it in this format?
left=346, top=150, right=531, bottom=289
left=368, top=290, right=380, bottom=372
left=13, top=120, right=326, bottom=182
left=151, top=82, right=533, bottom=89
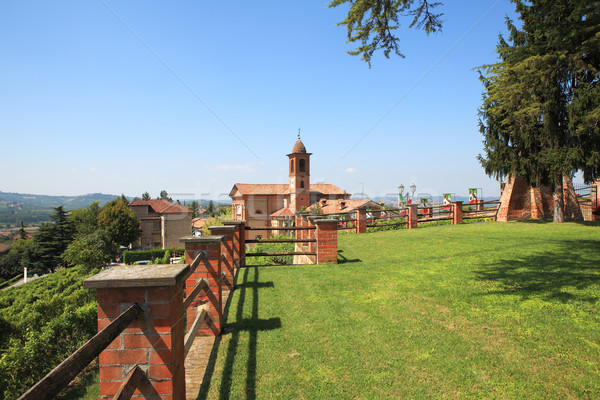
left=195, top=222, right=600, bottom=399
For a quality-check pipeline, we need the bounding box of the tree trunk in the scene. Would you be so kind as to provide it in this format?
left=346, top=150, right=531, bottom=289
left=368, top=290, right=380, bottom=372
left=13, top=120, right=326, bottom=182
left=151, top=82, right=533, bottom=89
left=553, top=175, right=565, bottom=223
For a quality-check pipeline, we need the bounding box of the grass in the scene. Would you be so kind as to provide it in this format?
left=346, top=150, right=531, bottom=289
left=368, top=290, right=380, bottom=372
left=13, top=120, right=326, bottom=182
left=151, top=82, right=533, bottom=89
left=194, top=221, right=600, bottom=399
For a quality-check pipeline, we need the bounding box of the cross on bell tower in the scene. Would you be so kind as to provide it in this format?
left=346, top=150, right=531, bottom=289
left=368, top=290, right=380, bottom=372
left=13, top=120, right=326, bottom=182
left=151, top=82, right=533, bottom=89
left=288, top=133, right=311, bottom=212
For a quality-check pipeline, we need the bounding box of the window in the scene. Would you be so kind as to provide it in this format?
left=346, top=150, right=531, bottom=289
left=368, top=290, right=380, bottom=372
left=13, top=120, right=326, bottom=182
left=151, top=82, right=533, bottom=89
left=299, top=159, right=306, bottom=172
left=300, top=180, right=304, bottom=188
left=290, top=160, right=294, bottom=173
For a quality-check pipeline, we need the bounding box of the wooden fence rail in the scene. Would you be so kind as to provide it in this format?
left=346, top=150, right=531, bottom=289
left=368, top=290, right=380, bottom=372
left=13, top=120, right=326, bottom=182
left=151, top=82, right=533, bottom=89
left=18, top=304, right=143, bottom=400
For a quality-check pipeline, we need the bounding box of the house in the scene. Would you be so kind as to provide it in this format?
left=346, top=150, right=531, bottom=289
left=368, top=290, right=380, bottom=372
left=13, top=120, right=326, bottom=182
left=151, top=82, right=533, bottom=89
left=0, top=243, right=12, bottom=257
left=128, top=199, right=192, bottom=249
left=229, top=137, right=350, bottom=239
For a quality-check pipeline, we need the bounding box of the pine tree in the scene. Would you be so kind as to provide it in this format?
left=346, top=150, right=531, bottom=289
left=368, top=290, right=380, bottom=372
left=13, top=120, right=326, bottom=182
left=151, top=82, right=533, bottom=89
left=478, top=0, right=600, bottom=222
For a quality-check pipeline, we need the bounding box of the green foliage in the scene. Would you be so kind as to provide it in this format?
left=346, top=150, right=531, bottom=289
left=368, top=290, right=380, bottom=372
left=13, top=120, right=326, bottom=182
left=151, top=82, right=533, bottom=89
left=0, top=239, right=30, bottom=280
left=62, top=230, right=118, bottom=270
left=206, top=200, right=216, bottom=217
left=159, top=190, right=172, bottom=202
left=97, top=198, right=140, bottom=247
left=247, top=235, right=294, bottom=265
left=200, top=207, right=234, bottom=235
left=142, top=192, right=151, bottom=201
left=478, top=0, right=600, bottom=222
left=366, top=217, right=406, bottom=232
left=69, top=201, right=101, bottom=237
left=0, top=265, right=98, bottom=399
left=329, top=0, right=443, bottom=66
left=122, top=248, right=184, bottom=265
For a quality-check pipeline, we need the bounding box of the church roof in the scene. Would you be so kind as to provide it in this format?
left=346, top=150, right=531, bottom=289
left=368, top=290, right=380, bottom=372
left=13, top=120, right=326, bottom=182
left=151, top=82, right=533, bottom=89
left=230, top=183, right=347, bottom=197
left=292, top=138, right=307, bottom=153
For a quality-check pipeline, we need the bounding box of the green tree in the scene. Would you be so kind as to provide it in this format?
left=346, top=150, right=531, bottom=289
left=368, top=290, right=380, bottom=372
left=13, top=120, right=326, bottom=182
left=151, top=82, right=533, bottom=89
left=159, top=190, right=172, bottom=202
left=21, top=223, right=58, bottom=274
left=97, top=198, right=141, bottom=247
left=69, top=201, right=101, bottom=236
left=329, top=0, right=444, bottom=66
left=206, top=200, right=216, bottom=217
left=478, top=0, right=600, bottom=222
left=188, top=200, right=200, bottom=219
left=18, top=221, right=27, bottom=240
left=142, top=191, right=151, bottom=201
left=62, top=229, right=118, bottom=270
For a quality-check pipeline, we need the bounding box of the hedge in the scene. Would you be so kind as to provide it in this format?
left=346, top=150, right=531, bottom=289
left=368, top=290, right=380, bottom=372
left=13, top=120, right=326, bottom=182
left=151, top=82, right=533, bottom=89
left=123, top=248, right=184, bottom=265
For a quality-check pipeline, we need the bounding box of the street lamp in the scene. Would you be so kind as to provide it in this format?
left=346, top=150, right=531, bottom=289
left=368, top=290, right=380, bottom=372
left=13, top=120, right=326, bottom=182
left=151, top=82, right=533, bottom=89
left=410, top=183, right=417, bottom=203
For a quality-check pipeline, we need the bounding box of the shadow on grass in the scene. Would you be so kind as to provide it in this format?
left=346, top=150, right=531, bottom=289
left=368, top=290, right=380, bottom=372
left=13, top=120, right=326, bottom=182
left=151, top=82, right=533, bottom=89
left=337, top=250, right=362, bottom=264
left=196, top=267, right=280, bottom=400
left=474, top=239, right=600, bottom=303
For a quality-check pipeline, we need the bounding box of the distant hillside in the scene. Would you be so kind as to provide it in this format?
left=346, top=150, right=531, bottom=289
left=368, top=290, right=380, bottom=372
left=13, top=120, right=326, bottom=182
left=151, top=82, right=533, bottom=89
left=0, top=191, right=120, bottom=228
left=0, top=191, right=118, bottom=209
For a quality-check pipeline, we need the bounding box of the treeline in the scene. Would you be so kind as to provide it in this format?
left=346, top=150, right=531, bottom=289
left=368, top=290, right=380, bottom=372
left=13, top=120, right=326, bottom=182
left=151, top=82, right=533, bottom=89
left=0, top=197, right=140, bottom=280
left=0, top=265, right=98, bottom=399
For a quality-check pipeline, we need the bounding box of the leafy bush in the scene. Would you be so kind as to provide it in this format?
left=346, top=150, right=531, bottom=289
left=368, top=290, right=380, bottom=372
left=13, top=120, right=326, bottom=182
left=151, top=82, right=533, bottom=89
left=367, top=218, right=407, bottom=233
left=247, top=235, right=294, bottom=265
left=123, top=248, right=184, bottom=264
left=0, top=265, right=98, bottom=399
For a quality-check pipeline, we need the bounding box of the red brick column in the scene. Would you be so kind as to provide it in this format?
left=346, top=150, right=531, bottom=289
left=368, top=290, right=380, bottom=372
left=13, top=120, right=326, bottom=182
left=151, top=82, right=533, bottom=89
left=477, top=200, right=484, bottom=212
left=407, top=204, right=418, bottom=229
left=84, top=264, right=189, bottom=400
left=452, top=201, right=463, bottom=225
left=181, top=236, right=223, bottom=336
left=356, top=209, right=367, bottom=234
left=223, top=220, right=246, bottom=269
left=209, top=226, right=236, bottom=290
left=315, top=219, right=338, bottom=264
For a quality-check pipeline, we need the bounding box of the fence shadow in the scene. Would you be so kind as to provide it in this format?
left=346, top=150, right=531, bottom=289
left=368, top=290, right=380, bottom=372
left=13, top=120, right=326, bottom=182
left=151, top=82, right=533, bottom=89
left=196, top=267, right=279, bottom=400
left=337, top=250, right=362, bottom=264
left=474, top=239, right=600, bottom=304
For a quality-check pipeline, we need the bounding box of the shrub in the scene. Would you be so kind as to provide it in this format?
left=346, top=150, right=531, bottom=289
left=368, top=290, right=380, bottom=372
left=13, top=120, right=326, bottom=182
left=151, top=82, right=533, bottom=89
left=248, top=234, right=294, bottom=265
left=123, top=248, right=184, bottom=264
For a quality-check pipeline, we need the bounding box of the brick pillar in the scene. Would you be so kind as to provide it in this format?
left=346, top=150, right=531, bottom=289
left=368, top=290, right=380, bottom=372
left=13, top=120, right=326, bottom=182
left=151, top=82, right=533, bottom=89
left=223, top=220, right=246, bottom=269
left=452, top=201, right=463, bottom=225
left=356, top=209, right=367, bottom=234
left=407, top=204, right=418, bottom=229
left=209, top=226, right=236, bottom=290
left=592, top=182, right=599, bottom=218
left=315, top=219, right=338, bottom=264
left=181, top=236, right=223, bottom=336
left=84, top=264, right=189, bottom=400
left=477, top=200, right=484, bottom=212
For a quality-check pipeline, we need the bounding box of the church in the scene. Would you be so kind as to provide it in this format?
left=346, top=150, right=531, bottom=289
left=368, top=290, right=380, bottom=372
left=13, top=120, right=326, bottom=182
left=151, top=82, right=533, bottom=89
left=229, top=137, right=350, bottom=238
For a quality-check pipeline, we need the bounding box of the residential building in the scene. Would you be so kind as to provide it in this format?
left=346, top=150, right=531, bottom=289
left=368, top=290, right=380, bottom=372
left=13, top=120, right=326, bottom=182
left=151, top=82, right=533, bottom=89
left=128, top=199, right=192, bottom=249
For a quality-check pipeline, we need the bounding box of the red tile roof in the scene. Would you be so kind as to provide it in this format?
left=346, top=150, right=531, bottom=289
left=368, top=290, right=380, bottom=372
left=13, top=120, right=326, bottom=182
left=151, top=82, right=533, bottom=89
left=271, top=207, right=295, bottom=217
left=306, top=199, right=382, bottom=214
left=129, top=199, right=192, bottom=214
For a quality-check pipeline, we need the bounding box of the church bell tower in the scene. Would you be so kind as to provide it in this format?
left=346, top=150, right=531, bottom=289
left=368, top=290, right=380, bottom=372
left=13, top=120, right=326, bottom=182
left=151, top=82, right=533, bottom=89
left=288, top=133, right=311, bottom=212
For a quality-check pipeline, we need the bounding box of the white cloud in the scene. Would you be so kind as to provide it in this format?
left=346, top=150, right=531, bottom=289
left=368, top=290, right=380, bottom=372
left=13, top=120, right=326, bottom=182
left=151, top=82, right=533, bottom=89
left=345, top=167, right=357, bottom=173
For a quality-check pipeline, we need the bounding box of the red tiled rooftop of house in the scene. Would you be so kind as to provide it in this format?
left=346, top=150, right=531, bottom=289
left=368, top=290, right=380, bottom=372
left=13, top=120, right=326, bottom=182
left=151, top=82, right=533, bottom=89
left=129, top=199, right=192, bottom=214
left=231, top=183, right=347, bottom=196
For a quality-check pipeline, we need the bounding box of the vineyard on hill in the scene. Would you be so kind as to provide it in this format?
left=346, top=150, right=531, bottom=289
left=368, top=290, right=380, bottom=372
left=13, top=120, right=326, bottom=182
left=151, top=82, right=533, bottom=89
left=0, top=265, right=98, bottom=399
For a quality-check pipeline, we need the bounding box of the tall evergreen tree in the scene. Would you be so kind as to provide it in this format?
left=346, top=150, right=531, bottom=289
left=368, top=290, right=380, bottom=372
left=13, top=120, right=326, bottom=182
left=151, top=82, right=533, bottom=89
left=142, top=191, right=151, bottom=201
left=18, top=221, right=27, bottom=240
left=478, top=0, right=600, bottom=222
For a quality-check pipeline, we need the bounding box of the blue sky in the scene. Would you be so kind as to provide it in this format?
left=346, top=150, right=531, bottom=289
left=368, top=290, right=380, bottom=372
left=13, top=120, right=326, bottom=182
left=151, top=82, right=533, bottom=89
left=2, top=1, right=525, bottom=202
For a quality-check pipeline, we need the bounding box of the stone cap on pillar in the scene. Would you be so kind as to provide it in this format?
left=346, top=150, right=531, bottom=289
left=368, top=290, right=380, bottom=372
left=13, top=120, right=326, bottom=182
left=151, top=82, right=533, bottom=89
left=83, top=264, right=190, bottom=289
left=223, top=220, right=246, bottom=225
left=208, top=225, right=237, bottom=231
left=180, top=235, right=224, bottom=244
left=314, top=218, right=340, bottom=223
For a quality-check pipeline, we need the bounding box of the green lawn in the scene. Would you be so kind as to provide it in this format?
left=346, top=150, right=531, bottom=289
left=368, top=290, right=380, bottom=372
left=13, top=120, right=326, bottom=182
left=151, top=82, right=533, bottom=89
left=195, top=221, right=600, bottom=399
